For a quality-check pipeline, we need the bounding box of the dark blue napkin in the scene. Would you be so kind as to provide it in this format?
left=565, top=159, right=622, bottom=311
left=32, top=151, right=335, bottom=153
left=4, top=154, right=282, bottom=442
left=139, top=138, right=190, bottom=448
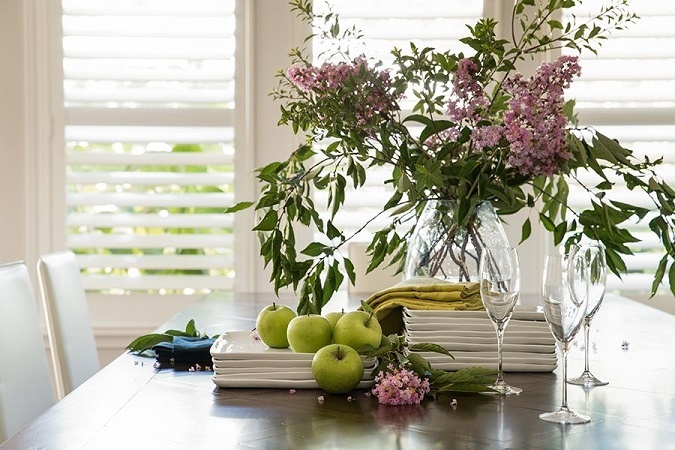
left=152, top=336, right=215, bottom=368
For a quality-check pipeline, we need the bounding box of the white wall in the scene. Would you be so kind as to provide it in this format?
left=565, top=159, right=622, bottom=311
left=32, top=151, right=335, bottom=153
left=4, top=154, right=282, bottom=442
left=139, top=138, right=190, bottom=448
left=0, top=0, right=29, bottom=265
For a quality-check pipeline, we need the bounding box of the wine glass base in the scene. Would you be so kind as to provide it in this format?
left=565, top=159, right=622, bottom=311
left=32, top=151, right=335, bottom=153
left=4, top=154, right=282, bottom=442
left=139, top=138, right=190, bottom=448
left=539, top=407, right=590, bottom=424
left=568, top=371, right=608, bottom=387
left=482, top=383, right=522, bottom=396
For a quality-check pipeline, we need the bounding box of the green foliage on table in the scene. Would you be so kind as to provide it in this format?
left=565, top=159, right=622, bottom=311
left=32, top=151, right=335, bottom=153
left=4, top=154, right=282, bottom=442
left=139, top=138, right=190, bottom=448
left=363, top=333, right=496, bottom=398
left=227, top=0, right=675, bottom=314
left=126, top=319, right=219, bottom=355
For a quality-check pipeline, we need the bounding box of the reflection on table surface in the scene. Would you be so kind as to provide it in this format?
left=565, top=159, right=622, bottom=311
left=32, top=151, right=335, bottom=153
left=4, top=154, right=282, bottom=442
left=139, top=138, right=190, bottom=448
left=2, top=292, right=674, bottom=449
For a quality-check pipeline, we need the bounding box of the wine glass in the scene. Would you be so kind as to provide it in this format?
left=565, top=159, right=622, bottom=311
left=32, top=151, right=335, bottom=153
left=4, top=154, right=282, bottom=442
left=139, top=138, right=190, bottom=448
left=568, top=242, right=608, bottom=387
left=540, top=253, right=590, bottom=424
left=479, top=247, right=522, bottom=395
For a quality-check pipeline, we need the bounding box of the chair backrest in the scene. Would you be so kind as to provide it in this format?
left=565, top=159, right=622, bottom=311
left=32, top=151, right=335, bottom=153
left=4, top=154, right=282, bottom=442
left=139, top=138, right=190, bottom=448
left=37, top=251, right=100, bottom=399
left=0, top=262, right=55, bottom=442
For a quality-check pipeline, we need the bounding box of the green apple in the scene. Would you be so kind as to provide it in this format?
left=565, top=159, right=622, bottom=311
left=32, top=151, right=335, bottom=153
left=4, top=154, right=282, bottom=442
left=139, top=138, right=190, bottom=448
left=286, top=314, right=332, bottom=353
left=255, top=303, right=297, bottom=348
left=332, top=311, right=382, bottom=351
left=311, top=344, right=364, bottom=394
left=324, top=309, right=346, bottom=330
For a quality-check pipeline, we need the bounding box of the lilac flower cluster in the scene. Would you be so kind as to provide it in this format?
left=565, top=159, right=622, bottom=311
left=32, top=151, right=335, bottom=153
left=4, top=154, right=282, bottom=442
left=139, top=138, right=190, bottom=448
left=286, top=58, right=367, bottom=93
left=430, top=55, right=580, bottom=176
left=371, top=364, right=430, bottom=406
left=502, top=55, right=581, bottom=176
left=446, top=59, right=489, bottom=124
left=430, top=58, right=500, bottom=152
left=286, top=57, right=399, bottom=129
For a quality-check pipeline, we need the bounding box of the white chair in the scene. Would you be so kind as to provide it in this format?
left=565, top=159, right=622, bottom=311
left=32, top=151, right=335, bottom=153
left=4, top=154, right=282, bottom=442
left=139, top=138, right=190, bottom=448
left=0, top=262, right=55, bottom=442
left=37, top=251, right=100, bottom=399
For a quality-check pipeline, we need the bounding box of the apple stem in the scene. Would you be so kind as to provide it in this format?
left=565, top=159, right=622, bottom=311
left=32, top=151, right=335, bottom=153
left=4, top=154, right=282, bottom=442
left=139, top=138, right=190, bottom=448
left=336, top=345, right=343, bottom=361
left=365, top=311, right=374, bottom=326
left=272, top=302, right=277, bottom=310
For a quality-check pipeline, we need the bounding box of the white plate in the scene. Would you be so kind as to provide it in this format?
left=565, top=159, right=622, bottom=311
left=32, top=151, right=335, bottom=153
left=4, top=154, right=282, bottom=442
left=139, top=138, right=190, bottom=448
left=212, top=369, right=376, bottom=380
left=210, top=331, right=313, bottom=360
left=406, top=330, right=555, bottom=345
left=210, top=358, right=314, bottom=368
left=406, top=328, right=553, bottom=338
left=210, top=331, right=376, bottom=366
left=212, top=359, right=379, bottom=372
left=212, top=377, right=375, bottom=389
left=427, top=362, right=556, bottom=372
left=403, top=307, right=545, bottom=321
left=417, top=351, right=557, bottom=364
left=213, top=366, right=312, bottom=375
left=408, top=341, right=555, bottom=353
left=404, top=321, right=548, bottom=332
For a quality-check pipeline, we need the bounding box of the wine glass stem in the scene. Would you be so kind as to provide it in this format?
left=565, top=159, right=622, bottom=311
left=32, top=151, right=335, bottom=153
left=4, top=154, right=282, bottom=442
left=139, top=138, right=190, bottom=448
left=496, top=325, right=505, bottom=384
left=583, top=319, right=591, bottom=373
left=561, top=347, right=569, bottom=410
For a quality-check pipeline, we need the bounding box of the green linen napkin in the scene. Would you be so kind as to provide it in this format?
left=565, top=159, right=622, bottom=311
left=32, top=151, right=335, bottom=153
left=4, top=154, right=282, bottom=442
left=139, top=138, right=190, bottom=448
left=363, top=277, right=484, bottom=335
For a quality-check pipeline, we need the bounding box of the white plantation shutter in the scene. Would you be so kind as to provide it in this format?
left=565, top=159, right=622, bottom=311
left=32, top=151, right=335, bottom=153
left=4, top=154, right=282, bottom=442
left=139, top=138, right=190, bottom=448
left=62, top=0, right=236, bottom=293
left=564, top=1, right=675, bottom=295
left=311, top=0, right=484, bottom=239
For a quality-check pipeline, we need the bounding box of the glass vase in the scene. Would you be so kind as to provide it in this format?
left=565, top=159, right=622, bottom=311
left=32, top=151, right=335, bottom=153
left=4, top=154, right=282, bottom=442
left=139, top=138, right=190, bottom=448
left=403, top=199, right=509, bottom=282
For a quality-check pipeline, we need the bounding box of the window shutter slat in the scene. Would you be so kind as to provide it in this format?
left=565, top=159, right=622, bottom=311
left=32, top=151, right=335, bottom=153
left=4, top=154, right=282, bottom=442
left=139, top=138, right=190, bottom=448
left=67, top=233, right=233, bottom=249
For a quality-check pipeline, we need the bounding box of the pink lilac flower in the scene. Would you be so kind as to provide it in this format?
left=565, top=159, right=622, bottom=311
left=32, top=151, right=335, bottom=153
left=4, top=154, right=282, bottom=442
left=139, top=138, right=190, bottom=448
left=371, top=364, right=430, bottom=406
left=431, top=57, right=498, bottom=151
left=289, top=389, right=296, bottom=395
left=445, top=58, right=489, bottom=123
left=424, top=128, right=460, bottom=149
left=471, top=125, right=503, bottom=150
left=502, top=55, right=581, bottom=176
left=285, top=56, right=401, bottom=131
left=317, top=396, right=325, bottom=404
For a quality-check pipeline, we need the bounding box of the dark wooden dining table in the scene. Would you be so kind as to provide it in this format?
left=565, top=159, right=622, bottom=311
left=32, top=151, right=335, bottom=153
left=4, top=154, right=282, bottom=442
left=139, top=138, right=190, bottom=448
left=2, top=291, right=674, bottom=449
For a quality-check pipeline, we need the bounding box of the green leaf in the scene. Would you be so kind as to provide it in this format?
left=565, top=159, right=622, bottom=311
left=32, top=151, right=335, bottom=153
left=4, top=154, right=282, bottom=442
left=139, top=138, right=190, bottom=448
left=253, top=210, right=278, bottom=231
left=553, top=221, right=567, bottom=246
left=224, top=201, right=254, bottom=213
left=410, top=342, right=454, bottom=358
left=360, top=300, right=375, bottom=315
left=538, top=213, right=556, bottom=232
left=164, top=329, right=192, bottom=337
left=126, top=333, right=173, bottom=353
left=185, top=319, right=197, bottom=336
left=520, top=217, right=532, bottom=244
left=344, top=258, right=356, bottom=286
left=652, top=255, right=668, bottom=297
left=407, top=352, right=432, bottom=376
left=300, top=242, right=328, bottom=257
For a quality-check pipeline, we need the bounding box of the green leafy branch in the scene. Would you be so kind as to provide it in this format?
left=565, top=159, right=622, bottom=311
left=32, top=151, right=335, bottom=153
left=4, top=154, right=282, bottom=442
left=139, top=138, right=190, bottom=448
left=530, top=129, right=675, bottom=296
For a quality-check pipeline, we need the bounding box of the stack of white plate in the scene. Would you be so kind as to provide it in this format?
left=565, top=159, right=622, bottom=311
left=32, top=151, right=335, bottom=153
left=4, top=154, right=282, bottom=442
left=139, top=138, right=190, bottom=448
left=210, top=331, right=377, bottom=389
left=404, top=307, right=557, bottom=372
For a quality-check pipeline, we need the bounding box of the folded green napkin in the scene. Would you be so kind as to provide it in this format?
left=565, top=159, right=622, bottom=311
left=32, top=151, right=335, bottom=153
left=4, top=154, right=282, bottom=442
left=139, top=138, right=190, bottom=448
left=363, top=277, right=484, bottom=335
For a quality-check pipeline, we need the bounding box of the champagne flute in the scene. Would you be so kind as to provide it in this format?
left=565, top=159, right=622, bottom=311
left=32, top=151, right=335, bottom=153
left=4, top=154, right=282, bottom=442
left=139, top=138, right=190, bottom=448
left=568, top=242, right=608, bottom=387
left=479, top=247, right=522, bottom=395
left=540, top=253, right=590, bottom=424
